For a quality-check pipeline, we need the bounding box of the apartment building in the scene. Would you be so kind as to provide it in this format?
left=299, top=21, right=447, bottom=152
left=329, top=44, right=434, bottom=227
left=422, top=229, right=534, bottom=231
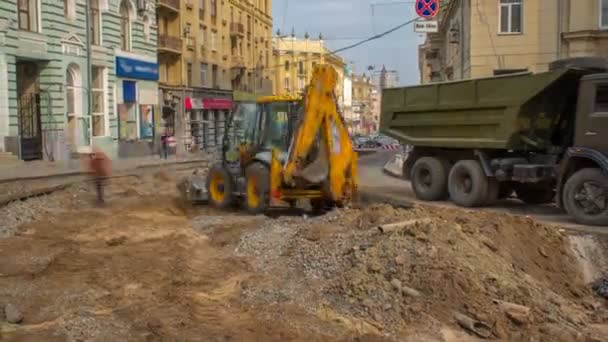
left=0, top=0, right=158, bottom=161
left=157, top=0, right=272, bottom=153
left=352, top=73, right=374, bottom=134
left=271, top=35, right=346, bottom=105
left=420, top=0, right=608, bottom=83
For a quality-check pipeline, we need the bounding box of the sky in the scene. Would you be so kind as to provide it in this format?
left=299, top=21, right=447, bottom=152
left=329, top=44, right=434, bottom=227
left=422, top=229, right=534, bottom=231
left=271, top=0, right=425, bottom=86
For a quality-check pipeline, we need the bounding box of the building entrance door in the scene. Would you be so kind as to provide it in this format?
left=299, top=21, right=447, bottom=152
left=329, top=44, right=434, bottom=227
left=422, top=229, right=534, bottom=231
left=16, top=61, right=43, bottom=160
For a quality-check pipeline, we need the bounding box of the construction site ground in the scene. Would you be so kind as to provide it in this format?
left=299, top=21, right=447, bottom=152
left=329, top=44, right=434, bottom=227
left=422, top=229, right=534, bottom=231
left=1, top=155, right=608, bottom=341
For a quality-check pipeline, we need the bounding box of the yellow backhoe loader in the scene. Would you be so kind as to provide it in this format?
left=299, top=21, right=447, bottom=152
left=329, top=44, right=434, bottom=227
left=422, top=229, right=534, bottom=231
left=181, top=65, right=358, bottom=213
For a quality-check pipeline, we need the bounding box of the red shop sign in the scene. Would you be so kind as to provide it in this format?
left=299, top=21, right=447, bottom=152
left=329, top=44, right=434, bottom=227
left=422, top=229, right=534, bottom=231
left=203, top=98, right=233, bottom=110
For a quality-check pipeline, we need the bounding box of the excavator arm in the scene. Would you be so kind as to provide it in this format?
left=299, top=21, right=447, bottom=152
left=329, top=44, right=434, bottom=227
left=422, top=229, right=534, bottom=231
left=273, top=65, right=358, bottom=202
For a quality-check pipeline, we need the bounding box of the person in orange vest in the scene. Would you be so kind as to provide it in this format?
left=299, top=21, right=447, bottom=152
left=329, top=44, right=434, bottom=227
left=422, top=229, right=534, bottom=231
left=79, top=146, right=112, bottom=206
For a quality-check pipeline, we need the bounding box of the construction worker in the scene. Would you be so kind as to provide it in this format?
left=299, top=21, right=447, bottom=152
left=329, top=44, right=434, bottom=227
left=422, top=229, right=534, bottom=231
left=78, top=146, right=111, bottom=206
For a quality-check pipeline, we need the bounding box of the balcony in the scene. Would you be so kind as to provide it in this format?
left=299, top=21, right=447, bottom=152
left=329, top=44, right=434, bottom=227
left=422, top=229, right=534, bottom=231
left=158, top=0, right=179, bottom=12
left=158, top=34, right=183, bottom=54
left=232, top=55, right=246, bottom=69
left=230, top=22, right=245, bottom=38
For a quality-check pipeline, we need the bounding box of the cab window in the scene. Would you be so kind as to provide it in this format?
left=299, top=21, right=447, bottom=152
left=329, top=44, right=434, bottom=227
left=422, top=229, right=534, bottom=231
left=595, top=85, right=608, bottom=113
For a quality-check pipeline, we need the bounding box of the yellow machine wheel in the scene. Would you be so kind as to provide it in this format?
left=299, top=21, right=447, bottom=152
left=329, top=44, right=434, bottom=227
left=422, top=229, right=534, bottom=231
left=245, top=163, right=270, bottom=214
left=206, top=164, right=234, bottom=209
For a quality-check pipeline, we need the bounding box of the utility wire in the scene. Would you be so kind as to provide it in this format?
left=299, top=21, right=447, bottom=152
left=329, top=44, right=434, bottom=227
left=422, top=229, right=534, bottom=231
left=242, top=16, right=419, bottom=73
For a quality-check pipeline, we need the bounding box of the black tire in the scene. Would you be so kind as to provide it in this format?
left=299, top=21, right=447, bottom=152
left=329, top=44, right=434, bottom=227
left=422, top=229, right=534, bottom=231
left=514, top=183, right=555, bottom=205
left=484, top=178, right=500, bottom=206
left=410, top=157, right=450, bottom=201
left=498, top=183, right=514, bottom=199
left=244, top=163, right=270, bottom=214
left=563, top=168, right=608, bottom=226
left=448, top=160, right=489, bottom=208
left=206, top=163, right=234, bottom=209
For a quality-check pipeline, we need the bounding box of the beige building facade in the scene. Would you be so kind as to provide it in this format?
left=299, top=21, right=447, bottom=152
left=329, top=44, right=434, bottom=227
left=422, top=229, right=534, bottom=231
left=420, top=0, right=608, bottom=83
left=157, top=0, right=272, bottom=153
left=352, top=73, right=375, bottom=134
left=271, top=36, right=345, bottom=104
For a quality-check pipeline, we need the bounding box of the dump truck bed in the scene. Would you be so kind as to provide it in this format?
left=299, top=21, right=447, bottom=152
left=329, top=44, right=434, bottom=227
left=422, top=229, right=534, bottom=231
left=380, top=69, right=583, bottom=151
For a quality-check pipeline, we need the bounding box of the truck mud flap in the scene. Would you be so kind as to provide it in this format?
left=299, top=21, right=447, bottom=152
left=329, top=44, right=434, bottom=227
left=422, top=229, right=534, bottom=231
left=383, top=153, right=406, bottom=178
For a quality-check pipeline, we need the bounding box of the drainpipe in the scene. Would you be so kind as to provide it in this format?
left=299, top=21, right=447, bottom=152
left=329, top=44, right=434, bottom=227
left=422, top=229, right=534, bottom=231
left=85, top=0, right=93, bottom=146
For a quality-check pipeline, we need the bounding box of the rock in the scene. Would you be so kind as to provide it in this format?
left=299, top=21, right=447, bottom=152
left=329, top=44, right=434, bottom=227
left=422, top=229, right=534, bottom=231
left=390, top=279, right=402, bottom=292
left=383, top=303, right=393, bottom=311
left=395, top=255, right=406, bottom=265
left=538, top=247, right=548, bottom=258
left=480, top=237, right=498, bottom=252
left=506, top=310, right=528, bottom=325
left=5, top=303, right=23, bottom=324
left=402, top=286, right=422, bottom=298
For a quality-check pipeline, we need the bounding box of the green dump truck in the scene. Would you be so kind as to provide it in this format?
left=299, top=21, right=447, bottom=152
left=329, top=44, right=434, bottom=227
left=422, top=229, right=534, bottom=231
left=380, top=58, right=608, bottom=226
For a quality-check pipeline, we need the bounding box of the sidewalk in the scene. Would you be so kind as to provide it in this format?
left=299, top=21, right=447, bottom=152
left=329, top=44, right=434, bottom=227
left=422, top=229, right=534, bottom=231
left=0, top=154, right=212, bottom=183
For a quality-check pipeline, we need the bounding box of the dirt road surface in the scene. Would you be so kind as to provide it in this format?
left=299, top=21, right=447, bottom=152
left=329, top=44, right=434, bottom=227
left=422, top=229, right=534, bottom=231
left=0, top=162, right=607, bottom=341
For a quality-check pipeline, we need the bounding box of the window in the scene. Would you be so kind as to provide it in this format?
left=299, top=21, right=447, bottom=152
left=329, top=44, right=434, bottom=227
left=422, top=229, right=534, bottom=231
left=200, top=63, right=208, bottom=86
left=18, top=0, right=38, bottom=31
left=212, top=64, right=218, bottom=88
left=298, top=61, right=304, bottom=74
left=199, top=26, right=205, bottom=47
left=285, top=60, right=290, bottom=71
left=92, top=66, right=106, bottom=136
left=210, top=0, right=216, bottom=17
left=595, top=85, right=608, bottom=113
left=187, top=63, right=193, bottom=87
left=119, top=0, right=132, bottom=51
left=211, top=31, right=217, bottom=51
left=90, top=0, right=101, bottom=45
left=199, top=0, right=205, bottom=17
left=284, top=77, right=290, bottom=91
left=298, top=77, right=304, bottom=92
left=499, top=0, right=522, bottom=34
left=602, top=0, right=608, bottom=29
left=65, top=0, right=76, bottom=20
left=66, top=67, right=77, bottom=116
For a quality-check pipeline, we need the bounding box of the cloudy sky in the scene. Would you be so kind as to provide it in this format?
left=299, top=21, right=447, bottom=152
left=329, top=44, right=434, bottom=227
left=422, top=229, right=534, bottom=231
left=272, top=0, right=425, bottom=86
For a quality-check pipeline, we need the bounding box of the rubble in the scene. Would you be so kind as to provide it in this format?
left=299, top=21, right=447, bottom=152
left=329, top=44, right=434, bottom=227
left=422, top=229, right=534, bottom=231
left=0, top=170, right=605, bottom=341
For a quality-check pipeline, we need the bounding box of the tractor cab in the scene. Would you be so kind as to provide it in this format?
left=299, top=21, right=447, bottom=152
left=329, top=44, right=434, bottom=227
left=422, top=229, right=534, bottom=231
left=223, top=96, right=302, bottom=169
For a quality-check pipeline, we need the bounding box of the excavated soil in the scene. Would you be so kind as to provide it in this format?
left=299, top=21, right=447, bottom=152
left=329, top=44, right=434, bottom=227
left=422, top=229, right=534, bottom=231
left=0, top=168, right=607, bottom=341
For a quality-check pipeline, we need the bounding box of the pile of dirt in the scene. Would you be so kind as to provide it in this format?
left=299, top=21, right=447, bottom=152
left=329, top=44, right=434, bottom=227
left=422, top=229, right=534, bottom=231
left=238, top=204, right=608, bottom=340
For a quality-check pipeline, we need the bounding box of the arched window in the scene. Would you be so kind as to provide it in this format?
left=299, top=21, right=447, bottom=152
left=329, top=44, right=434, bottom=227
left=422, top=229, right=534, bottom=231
left=66, top=64, right=82, bottom=146
left=119, top=0, right=132, bottom=51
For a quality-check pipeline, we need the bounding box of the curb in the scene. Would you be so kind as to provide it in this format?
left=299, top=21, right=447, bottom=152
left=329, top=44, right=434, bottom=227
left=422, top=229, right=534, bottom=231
left=0, top=158, right=208, bottom=184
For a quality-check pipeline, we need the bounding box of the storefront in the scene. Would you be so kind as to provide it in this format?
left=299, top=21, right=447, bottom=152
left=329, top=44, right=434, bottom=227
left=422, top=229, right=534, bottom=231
left=185, top=93, right=232, bottom=153
left=114, top=55, right=159, bottom=158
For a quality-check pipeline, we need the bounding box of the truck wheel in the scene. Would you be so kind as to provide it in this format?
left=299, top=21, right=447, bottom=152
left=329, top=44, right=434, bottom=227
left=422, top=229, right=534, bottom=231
left=245, top=163, right=270, bottom=214
left=514, top=184, right=555, bottom=205
left=206, top=163, right=234, bottom=209
left=448, top=160, right=489, bottom=207
left=563, top=168, right=608, bottom=226
left=498, top=183, right=514, bottom=199
left=410, top=157, right=450, bottom=201
left=484, top=178, right=500, bottom=206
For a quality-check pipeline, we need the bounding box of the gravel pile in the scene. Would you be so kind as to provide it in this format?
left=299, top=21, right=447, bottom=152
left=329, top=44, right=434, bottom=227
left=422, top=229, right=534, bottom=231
left=0, top=185, right=89, bottom=238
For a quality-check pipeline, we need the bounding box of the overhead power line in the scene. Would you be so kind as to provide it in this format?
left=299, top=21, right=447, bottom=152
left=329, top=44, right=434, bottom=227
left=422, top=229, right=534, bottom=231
left=244, top=16, right=419, bottom=73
